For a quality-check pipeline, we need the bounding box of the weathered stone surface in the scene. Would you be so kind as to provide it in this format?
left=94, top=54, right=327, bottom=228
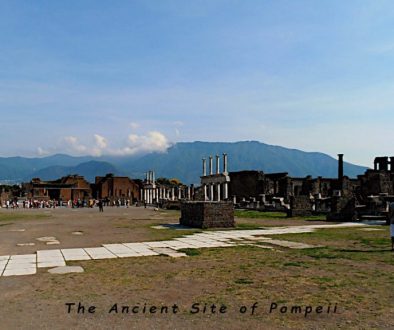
left=180, top=201, right=235, bottom=229
left=48, top=266, right=84, bottom=274
left=16, top=243, right=35, bottom=247
left=36, top=237, right=57, bottom=242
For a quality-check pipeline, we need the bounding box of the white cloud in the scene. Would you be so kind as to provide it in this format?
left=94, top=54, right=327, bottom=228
left=129, top=122, right=140, bottom=130
left=37, top=147, right=50, bottom=156
left=55, top=131, right=171, bottom=157
left=64, top=136, right=88, bottom=153
left=94, top=134, right=108, bottom=149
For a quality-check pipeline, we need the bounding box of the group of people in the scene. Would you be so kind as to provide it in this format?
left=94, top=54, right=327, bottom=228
left=1, top=198, right=135, bottom=210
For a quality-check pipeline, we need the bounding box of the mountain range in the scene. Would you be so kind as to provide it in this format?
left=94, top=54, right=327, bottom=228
left=0, top=141, right=369, bottom=184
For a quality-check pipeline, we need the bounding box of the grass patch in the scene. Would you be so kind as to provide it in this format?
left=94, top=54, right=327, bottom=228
left=0, top=212, right=51, bottom=222
left=283, top=262, right=306, bottom=267
left=234, top=278, right=254, bottom=285
left=235, top=210, right=287, bottom=219
left=235, top=223, right=263, bottom=230
left=179, top=248, right=201, bottom=256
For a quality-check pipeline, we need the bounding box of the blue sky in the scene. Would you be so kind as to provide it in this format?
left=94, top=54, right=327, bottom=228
left=1, top=0, right=394, bottom=166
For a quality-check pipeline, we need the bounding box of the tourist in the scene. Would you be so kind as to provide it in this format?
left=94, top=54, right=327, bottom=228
left=98, top=199, right=104, bottom=212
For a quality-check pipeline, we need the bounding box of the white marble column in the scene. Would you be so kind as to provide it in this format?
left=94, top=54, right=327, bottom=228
left=178, top=188, right=181, bottom=200
left=209, top=156, right=213, bottom=175
left=204, top=185, right=207, bottom=201
left=202, top=158, right=207, bottom=176
left=217, top=183, right=221, bottom=201
left=171, top=187, right=175, bottom=201
left=210, top=184, right=214, bottom=201
left=224, top=182, right=228, bottom=200
left=216, top=155, right=220, bottom=174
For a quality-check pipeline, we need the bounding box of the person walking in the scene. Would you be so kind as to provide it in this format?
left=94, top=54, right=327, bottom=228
left=98, top=199, right=104, bottom=212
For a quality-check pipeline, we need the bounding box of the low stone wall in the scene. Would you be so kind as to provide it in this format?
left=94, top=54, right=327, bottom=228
left=180, top=201, right=235, bottom=229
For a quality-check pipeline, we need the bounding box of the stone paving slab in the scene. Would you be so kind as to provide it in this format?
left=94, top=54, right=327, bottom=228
left=103, top=244, right=141, bottom=258
left=0, top=223, right=367, bottom=277
left=37, top=250, right=65, bottom=267
left=61, top=248, right=91, bottom=261
left=264, top=239, right=322, bottom=249
left=0, top=261, right=9, bottom=275
left=151, top=248, right=187, bottom=258
left=48, top=266, right=84, bottom=274
left=142, top=241, right=173, bottom=248
left=243, top=236, right=272, bottom=241
left=38, top=260, right=66, bottom=268
left=134, top=250, right=160, bottom=256
left=3, top=267, right=37, bottom=276
left=9, top=254, right=36, bottom=261
left=121, top=243, right=159, bottom=254
left=84, top=247, right=117, bottom=260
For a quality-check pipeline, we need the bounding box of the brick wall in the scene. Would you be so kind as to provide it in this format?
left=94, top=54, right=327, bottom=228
left=180, top=201, right=235, bottom=229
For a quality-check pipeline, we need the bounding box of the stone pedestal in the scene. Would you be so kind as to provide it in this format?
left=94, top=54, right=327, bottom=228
left=180, top=201, right=235, bottom=229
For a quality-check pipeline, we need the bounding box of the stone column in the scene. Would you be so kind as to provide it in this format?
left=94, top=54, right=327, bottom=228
left=223, top=153, right=228, bottom=174
left=178, top=187, right=181, bottom=200
left=209, top=156, right=213, bottom=175
left=210, top=184, right=214, bottom=201
left=216, top=155, right=220, bottom=174
left=338, top=154, right=344, bottom=181
left=187, top=186, right=191, bottom=200
left=204, top=184, right=207, bottom=201
left=171, top=187, right=175, bottom=201
left=217, top=183, right=221, bottom=201
left=202, top=158, right=207, bottom=176
left=144, top=189, right=147, bottom=203
left=140, top=189, right=143, bottom=202
left=224, top=182, right=228, bottom=200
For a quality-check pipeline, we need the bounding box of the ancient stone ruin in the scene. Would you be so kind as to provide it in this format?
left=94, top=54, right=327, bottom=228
left=179, top=201, right=235, bottom=229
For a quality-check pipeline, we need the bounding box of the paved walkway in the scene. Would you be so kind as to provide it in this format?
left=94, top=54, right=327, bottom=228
left=0, top=223, right=365, bottom=277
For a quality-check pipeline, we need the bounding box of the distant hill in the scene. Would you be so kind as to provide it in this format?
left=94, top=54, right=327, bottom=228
left=0, top=141, right=369, bottom=184
left=123, top=141, right=368, bottom=184
left=0, top=154, right=94, bottom=182
left=26, top=161, right=120, bottom=182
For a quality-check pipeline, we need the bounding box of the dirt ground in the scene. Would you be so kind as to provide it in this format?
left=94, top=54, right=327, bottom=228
left=0, top=207, right=393, bottom=329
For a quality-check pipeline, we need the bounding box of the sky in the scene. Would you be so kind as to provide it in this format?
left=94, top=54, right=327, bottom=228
left=1, top=0, right=394, bottom=166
